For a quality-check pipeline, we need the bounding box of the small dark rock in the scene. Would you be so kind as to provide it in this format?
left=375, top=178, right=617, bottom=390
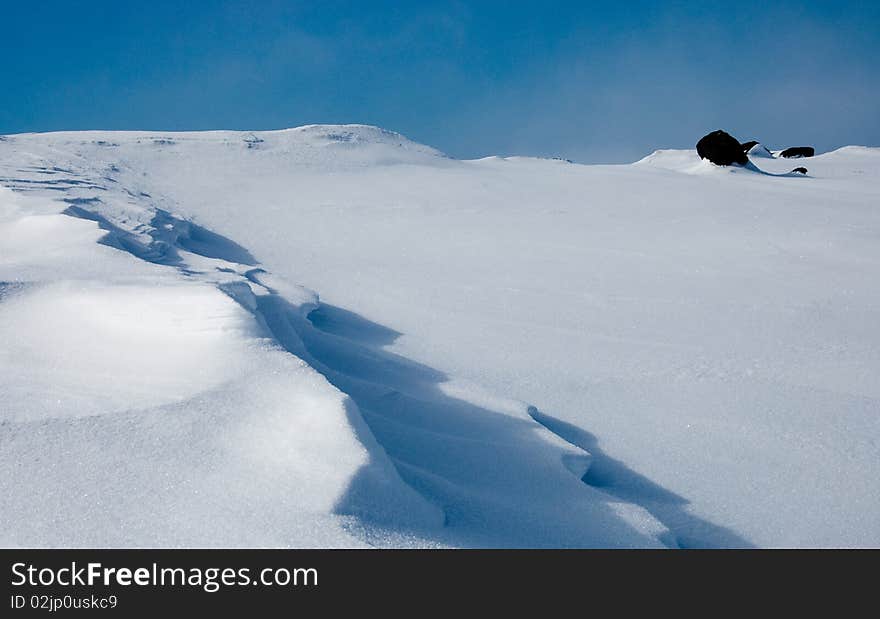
left=792, top=167, right=808, bottom=174
left=779, top=146, right=814, bottom=158
left=740, top=140, right=759, bottom=153
left=697, top=130, right=748, bottom=166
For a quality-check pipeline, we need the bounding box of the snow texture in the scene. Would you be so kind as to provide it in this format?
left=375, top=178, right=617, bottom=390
left=1, top=126, right=879, bottom=548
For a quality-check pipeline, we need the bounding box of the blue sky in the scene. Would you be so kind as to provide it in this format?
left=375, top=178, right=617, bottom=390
left=2, top=1, right=878, bottom=162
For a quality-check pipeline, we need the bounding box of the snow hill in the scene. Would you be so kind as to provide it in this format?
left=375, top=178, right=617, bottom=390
left=1, top=126, right=878, bottom=548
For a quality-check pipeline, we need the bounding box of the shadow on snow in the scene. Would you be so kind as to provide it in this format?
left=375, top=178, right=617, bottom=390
left=61, top=199, right=753, bottom=549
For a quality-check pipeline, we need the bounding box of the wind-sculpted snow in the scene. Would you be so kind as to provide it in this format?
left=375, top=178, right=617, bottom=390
left=2, top=126, right=879, bottom=547
left=0, top=147, right=668, bottom=547
left=0, top=186, right=443, bottom=547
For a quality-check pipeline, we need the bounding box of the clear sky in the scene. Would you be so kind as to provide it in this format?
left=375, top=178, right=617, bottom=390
left=2, top=1, right=878, bottom=162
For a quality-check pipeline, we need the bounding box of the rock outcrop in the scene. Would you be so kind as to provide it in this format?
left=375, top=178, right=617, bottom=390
left=697, top=130, right=748, bottom=166
left=779, top=146, right=815, bottom=159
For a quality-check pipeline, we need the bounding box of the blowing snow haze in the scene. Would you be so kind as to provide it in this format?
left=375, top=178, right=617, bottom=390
left=1, top=1, right=878, bottom=162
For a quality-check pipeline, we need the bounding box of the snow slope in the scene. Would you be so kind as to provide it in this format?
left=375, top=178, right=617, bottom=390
left=1, top=127, right=878, bottom=547
left=0, top=186, right=446, bottom=547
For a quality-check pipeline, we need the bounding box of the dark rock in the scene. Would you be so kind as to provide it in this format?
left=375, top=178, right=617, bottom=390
left=697, top=130, right=748, bottom=166
left=740, top=140, right=759, bottom=153
left=779, top=146, right=814, bottom=158
left=792, top=167, right=808, bottom=174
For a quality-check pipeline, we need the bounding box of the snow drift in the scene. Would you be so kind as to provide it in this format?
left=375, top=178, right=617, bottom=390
left=1, top=126, right=878, bottom=548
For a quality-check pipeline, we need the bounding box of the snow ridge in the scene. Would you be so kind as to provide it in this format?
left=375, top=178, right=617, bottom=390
left=5, top=127, right=878, bottom=548
left=0, top=139, right=670, bottom=548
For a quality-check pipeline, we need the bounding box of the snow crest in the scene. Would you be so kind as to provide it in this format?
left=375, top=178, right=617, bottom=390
left=0, top=132, right=670, bottom=548
left=3, top=128, right=879, bottom=548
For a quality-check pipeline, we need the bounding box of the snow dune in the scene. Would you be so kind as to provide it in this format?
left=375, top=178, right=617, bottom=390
left=0, top=187, right=442, bottom=547
left=0, top=166, right=665, bottom=548
left=1, top=126, right=878, bottom=547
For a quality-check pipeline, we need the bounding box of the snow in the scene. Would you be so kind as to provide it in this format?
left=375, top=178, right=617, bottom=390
left=0, top=186, right=442, bottom=548
left=746, top=143, right=774, bottom=158
left=1, top=126, right=879, bottom=548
